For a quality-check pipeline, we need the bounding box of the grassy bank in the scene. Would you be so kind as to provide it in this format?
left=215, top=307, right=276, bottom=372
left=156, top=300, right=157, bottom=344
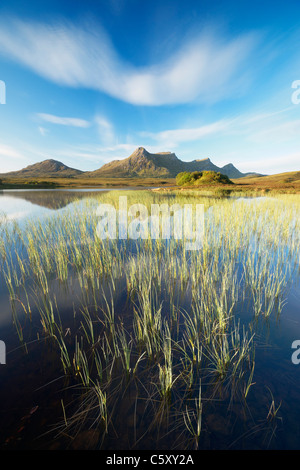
left=1, top=172, right=299, bottom=193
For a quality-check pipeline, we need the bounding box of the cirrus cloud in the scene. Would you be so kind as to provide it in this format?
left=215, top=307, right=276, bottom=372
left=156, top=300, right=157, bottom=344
left=0, top=17, right=260, bottom=106
left=140, top=119, right=231, bottom=148
left=37, top=112, right=91, bottom=128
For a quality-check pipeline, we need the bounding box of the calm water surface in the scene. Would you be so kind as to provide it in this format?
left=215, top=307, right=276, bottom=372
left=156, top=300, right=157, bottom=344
left=0, top=189, right=299, bottom=450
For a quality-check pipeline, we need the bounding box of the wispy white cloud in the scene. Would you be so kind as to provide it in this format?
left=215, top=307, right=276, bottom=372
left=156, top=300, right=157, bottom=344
left=246, top=119, right=300, bottom=144
left=238, top=151, right=300, bottom=174
left=38, top=126, right=49, bottom=136
left=0, top=143, right=26, bottom=160
left=0, top=17, right=259, bottom=106
left=141, top=120, right=231, bottom=148
left=141, top=106, right=298, bottom=152
left=37, top=112, right=90, bottom=128
left=94, top=116, right=116, bottom=146
left=240, top=106, right=295, bottom=126
left=217, top=104, right=300, bottom=140
left=0, top=143, right=28, bottom=172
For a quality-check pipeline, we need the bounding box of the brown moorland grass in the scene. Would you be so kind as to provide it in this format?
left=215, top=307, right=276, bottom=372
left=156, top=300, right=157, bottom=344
left=0, top=176, right=176, bottom=189
left=0, top=170, right=299, bottom=193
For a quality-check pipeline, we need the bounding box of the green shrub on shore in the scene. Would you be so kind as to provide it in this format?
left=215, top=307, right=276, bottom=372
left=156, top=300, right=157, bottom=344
left=176, top=170, right=233, bottom=186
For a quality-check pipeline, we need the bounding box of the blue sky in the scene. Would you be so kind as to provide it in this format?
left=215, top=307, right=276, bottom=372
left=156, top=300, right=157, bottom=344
left=0, top=0, right=300, bottom=174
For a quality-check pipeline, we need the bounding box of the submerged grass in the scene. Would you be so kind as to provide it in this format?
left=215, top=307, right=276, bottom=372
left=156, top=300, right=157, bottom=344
left=0, top=191, right=299, bottom=449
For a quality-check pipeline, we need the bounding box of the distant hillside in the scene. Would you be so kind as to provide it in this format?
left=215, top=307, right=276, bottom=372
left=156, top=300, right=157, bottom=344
left=232, top=171, right=300, bottom=186
left=84, top=147, right=254, bottom=179
left=0, top=159, right=83, bottom=178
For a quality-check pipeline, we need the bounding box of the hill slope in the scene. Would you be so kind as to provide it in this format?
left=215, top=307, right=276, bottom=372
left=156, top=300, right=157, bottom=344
left=232, top=171, right=300, bottom=186
left=0, top=159, right=83, bottom=178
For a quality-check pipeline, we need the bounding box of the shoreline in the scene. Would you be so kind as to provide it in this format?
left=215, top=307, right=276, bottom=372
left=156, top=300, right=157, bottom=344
left=0, top=174, right=299, bottom=193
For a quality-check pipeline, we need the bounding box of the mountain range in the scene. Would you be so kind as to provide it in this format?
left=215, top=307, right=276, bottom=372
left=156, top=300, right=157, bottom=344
left=0, top=147, right=261, bottom=179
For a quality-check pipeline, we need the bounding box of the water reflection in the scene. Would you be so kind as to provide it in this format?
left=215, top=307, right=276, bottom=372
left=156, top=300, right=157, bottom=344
left=0, top=187, right=214, bottom=220
left=0, top=188, right=155, bottom=226
left=0, top=188, right=112, bottom=213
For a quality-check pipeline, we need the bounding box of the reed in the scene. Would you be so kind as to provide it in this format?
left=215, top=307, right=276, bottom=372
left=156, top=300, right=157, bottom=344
left=183, top=381, right=202, bottom=449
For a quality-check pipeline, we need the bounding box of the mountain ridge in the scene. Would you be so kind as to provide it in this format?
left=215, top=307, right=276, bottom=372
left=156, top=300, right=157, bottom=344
left=83, top=147, right=259, bottom=179
left=0, top=147, right=262, bottom=179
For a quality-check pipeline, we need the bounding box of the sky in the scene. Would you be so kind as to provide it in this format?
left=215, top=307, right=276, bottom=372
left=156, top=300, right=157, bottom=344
left=0, top=0, right=300, bottom=175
